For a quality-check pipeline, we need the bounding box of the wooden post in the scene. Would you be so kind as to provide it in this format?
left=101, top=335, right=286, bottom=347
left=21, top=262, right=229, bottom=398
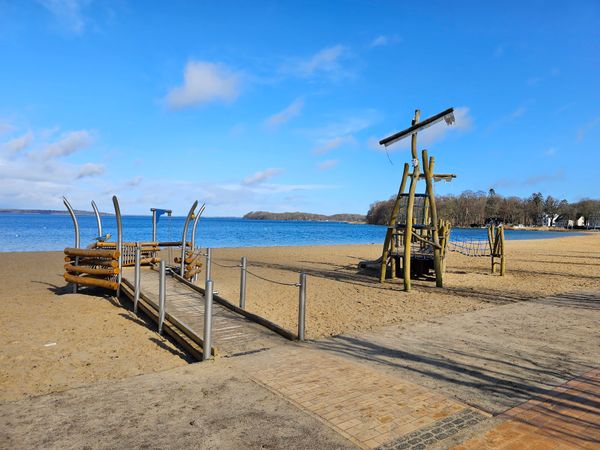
left=422, top=150, right=443, bottom=287
left=379, top=163, right=410, bottom=282
left=403, top=110, right=420, bottom=292
left=500, top=226, right=506, bottom=276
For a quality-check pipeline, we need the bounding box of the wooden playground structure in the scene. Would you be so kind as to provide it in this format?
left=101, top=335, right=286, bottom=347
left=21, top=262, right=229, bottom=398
left=360, top=108, right=505, bottom=291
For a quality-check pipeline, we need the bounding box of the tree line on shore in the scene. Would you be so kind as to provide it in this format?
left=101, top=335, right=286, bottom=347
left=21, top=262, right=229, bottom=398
left=366, top=190, right=600, bottom=227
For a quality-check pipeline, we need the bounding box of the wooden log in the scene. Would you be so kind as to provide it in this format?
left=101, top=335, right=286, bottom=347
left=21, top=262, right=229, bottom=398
left=64, top=257, right=119, bottom=267
left=184, top=266, right=202, bottom=279
left=121, top=257, right=160, bottom=267
left=64, top=273, right=118, bottom=290
left=403, top=109, right=421, bottom=292
left=422, top=151, right=443, bottom=287
left=65, top=264, right=119, bottom=276
left=380, top=163, right=410, bottom=283
left=64, top=248, right=119, bottom=259
left=500, top=227, right=506, bottom=276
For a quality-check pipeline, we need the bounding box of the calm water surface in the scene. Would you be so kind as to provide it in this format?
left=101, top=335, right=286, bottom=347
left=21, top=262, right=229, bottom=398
left=0, top=214, right=587, bottom=252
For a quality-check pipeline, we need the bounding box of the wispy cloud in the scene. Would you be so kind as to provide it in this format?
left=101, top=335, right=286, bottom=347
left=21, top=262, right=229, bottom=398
left=282, top=45, right=351, bottom=80
left=42, top=130, right=93, bottom=158
left=312, top=135, right=356, bottom=155
left=493, top=169, right=565, bottom=189
left=38, top=0, right=91, bottom=34
left=576, top=115, right=600, bottom=142
left=165, top=60, right=241, bottom=109
left=242, top=168, right=284, bottom=186
left=0, top=122, right=14, bottom=135
left=544, top=147, right=557, bottom=157
left=317, top=159, right=339, bottom=170
left=76, top=162, right=104, bottom=179
left=265, top=98, right=304, bottom=128
left=1, top=131, right=33, bottom=155
left=369, top=34, right=401, bottom=48
left=486, top=105, right=526, bottom=132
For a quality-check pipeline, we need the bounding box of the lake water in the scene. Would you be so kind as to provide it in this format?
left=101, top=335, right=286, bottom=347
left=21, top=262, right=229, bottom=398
left=0, top=214, right=586, bottom=252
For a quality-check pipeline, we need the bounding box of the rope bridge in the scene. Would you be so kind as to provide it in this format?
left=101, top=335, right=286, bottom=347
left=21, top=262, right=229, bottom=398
left=448, top=238, right=492, bottom=257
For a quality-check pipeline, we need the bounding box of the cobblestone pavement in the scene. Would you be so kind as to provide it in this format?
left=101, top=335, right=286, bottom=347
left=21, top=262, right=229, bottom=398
left=251, top=348, right=489, bottom=449
left=453, top=367, right=600, bottom=449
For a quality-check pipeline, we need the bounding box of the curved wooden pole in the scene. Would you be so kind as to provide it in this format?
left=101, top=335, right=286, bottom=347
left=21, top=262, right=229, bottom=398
left=181, top=200, right=199, bottom=277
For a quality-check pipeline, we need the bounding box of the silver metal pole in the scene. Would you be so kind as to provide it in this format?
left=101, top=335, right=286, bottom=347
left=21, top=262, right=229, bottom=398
left=203, top=279, right=213, bottom=361
left=205, top=248, right=212, bottom=288
left=63, top=197, right=80, bottom=293
left=298, top=273, right=307, bottom=341
left=151, top=209, right=157, bottom=242
left=91, top=200, right=103, bottom=237
left=112, top=196, right=123, bottom=295
left=191, top=203, right=206, bottom=250
left=134, top=242, right=141, bottom=314
left=181, top=201, right=199, bottom=278
left=239, top=256, right=247, bottom=309
left=158, top=260, right=166, bottom=335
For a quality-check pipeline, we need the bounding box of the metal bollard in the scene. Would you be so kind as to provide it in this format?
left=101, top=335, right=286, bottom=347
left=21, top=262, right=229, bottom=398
left=203, top=279, right=214, bottom=361
left=239, top=256, right=247, bottom=309
left=205, top=248, right=212, bottom=288
left=134, top=243, right=141, bottom=314
left=158, top=260, right=166, bottom=335
left=298, top=273, right=307, bottom=341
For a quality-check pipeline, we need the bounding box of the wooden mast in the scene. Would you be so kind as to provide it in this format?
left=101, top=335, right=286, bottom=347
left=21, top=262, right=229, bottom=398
left=403, top=109, right=421, bottom=292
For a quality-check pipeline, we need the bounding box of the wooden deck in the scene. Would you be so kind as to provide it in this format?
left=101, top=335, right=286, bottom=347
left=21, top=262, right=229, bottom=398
left=121, top=267, right=287, bottom=359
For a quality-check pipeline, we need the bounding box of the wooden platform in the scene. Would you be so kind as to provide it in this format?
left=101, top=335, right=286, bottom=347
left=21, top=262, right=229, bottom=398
left=121, top=267, right=288, bottom=359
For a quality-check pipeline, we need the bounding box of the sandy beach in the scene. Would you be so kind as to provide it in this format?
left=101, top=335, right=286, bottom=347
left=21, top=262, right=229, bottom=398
left=1, top=233, right=599, bottom=402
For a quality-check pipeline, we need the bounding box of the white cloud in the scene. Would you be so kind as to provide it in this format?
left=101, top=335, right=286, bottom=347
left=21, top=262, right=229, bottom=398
left=576, top=116, right=600, bottom=142
left=165, top=61, right=241, bottom=109
left=0, top=122, right=14, bottom=135
left=1, top=131, right=33, bottom=155
left=312, top=135, right=356, bottom=155
left=283, top=45, right=350, bottom=79
left=39, top=0, right=91, bottom=34
left=76, top=162, right=104, bottom=179
left=42, top=130, right=93, bottom=158
left=370, top=35, right=388, bottom=47
left=384, top=106, right=473, bottom=151
left=317, top=159, right=339, bottom=170
left=242, top=168, right=284, bottom=186
left=265, top=98, right=304, bottom=128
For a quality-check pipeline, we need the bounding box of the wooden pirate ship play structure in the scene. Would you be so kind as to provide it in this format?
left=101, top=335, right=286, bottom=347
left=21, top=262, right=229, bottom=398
left=62, top=196, right=205, bottom=294
left=361, top=107, right=507, bottom=290
left=360, top=108, right=457, bottom=292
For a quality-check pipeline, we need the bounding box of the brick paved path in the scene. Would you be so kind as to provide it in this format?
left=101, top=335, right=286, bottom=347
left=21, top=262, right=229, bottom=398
left=251, top=348, right=489, bottom=449
left=454, top=367, right=600, bottom=449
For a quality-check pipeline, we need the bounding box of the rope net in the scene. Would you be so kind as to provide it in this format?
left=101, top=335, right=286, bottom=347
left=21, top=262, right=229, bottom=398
left=448, top=238, right=491, bottom=257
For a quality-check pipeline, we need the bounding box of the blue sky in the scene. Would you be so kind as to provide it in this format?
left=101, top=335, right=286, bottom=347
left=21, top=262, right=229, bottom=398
left=0, top=1, right=599, bottom=216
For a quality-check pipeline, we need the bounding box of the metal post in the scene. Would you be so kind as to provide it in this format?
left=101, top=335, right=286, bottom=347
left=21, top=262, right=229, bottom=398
left=112, top=196, right=123, bottom=296
left=298, top=273, right=307, bottom=341
left=63, top=197, right=80, bottom=293
left=91, top=200, right=103, bottom=237
left=158, top=260, right=166, bottom=335
left=134, top=243, right=141, bottom=314
left=191, top=203, right=206, bottom=250
left=205, top=248, right=212, bottom=288
left=203, top=279, right=214, bottom=361
left=239, top=256, right=247, bottom=309
left=151, top=208, right=157, bottom=242
left=181, top=201, right=199, bottom=278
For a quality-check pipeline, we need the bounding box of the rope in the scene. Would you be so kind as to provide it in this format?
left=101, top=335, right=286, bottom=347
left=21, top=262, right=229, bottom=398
left=245, top=268, right=300, bottom=287
left=211, top=260, right=241, bottom=269
left=448, top=238, right=491, bottom=257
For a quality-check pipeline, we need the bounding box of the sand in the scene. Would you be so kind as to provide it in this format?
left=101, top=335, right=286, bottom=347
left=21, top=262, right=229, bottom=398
left=1, top=233, right=598, bottom=401
left=204, top=234, right=600, bottom=338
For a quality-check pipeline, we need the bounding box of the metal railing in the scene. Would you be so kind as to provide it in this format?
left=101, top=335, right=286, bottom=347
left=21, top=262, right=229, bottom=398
left=205, top=249, right=308, bottom=341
